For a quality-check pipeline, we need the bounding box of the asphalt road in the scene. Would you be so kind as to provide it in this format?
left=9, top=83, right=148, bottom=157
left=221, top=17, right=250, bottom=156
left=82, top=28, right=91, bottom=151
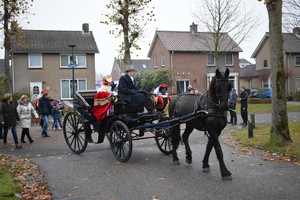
left=1, top=112, right=300, bottom=200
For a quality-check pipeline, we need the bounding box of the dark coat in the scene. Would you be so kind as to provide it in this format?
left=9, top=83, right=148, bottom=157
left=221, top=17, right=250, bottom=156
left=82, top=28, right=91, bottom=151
left=38, top=96, right=53, bottom=116
left=240, top=91, right=248, bottom=107
left=118, top=74, right=145, bottom=107
left=0, top=100, right=20, bottom=127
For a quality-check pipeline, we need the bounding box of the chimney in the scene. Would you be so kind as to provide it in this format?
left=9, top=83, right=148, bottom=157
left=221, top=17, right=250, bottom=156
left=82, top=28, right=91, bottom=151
left=293, top=27, right=300, bottom=37
left=82, top=23, right=90, bottom=34
left=190, top=22, right=198, bottom=34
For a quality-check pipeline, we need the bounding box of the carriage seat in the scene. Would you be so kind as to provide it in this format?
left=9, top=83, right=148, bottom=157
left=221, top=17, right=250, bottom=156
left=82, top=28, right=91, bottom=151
left=113, top=96, right=144, bottom=115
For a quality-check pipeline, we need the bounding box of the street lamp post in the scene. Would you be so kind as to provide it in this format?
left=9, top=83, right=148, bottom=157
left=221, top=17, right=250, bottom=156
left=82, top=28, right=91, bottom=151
left=69, top=44, right=76, bottom=98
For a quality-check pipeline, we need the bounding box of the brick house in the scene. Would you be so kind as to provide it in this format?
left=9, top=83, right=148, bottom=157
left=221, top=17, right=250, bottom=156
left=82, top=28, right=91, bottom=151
left=239, top=64, right=271, bottom=89
left=147, top=23, right=242, bottom=94
left=10, top=23, right=99, bottom=101
left=250, top=28, right=300, bottom=93
left=111, top=58, right=150, bottom=82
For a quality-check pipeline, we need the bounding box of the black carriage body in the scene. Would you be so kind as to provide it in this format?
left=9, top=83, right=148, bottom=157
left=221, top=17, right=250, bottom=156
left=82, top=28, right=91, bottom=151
left=72, top=90, right=162, bottom=136
left=64, top=90, right=173, bottom=162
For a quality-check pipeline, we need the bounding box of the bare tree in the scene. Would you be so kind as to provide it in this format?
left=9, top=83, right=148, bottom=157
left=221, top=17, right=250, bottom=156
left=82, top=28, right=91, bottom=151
left=259, top=0, right=292, bottom=145
left=0, top=0, right=33, bottom=92
left=193, top=0, right=258, bottom=69
left=283, top=0, right=300, bottom=32
left=101, top=0, right=154, bottom=68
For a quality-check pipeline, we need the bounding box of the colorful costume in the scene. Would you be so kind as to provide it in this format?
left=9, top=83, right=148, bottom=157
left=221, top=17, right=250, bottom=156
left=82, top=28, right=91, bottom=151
left=92, top=77, right=112, bottom=122
left=153, top=84, right=171, bottom=111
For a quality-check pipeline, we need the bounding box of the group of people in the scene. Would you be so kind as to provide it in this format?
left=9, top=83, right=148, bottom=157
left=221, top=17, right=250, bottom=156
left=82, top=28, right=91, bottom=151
left=0, top=90, right=64, bottom=149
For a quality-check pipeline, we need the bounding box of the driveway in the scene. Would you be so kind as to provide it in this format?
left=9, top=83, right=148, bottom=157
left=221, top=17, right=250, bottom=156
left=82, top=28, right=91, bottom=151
left=1, top=111, right=300, bottom=200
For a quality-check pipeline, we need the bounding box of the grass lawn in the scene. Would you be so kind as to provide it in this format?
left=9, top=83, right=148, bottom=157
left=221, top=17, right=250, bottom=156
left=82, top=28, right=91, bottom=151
left=0, top=155, right=22, bottom=199
left=235, top=103, right=300, bottom=114
left=233, top=121, right=300, bottom=159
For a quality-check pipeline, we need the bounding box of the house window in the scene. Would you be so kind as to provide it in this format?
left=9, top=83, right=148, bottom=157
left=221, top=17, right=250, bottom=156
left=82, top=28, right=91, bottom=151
left=61, top=79, right=87, bottom=99
left=263, top=59, right=268, bottom=68
left=28, top=54, right=42, bottom=68
left=295, top=56, right=300, bottom=66
left=161, top=55, right=165, bottom=67
left=33, top=86, right=40, bottom=95
left=207, top=54, right=215, bottom=66
left=225, top=54, right=233, bottom=66
left=60, top=55, right=86, bottom=68
left=176, top=80, right=190, bottom=94
left=154, top=56, right=158, bottom=68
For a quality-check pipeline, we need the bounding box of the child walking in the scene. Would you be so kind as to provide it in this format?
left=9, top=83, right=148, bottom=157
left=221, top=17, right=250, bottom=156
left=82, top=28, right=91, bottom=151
left=51, top=102, right=62, bottom=130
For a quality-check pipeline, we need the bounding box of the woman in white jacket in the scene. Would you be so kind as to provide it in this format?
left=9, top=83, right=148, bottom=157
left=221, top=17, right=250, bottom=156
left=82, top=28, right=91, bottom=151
left=17, top=95, right=39, bottom=143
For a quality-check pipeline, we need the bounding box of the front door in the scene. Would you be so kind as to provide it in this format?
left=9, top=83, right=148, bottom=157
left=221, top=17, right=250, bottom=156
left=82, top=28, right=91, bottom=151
left=30, top=82, right=42, bottom=103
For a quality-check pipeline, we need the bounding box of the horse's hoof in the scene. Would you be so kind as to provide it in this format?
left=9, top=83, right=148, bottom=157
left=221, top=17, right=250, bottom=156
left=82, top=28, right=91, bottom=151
left=222, top=175, right=233, bottom=180
left=173, top=160, right=180, bottom=165
left=203, top=167, right=210, bottom=172
left=185, top=158, right=192, bottom=164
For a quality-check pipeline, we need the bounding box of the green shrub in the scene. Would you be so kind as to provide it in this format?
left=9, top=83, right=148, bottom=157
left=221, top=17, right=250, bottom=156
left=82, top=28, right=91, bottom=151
left=12, top=92, right=30, bottom=104
left=286, top=94, right=294, bottom=101
left=295, top=91, right=300, bottom=101
left=248, top=98, right=271, bottom=104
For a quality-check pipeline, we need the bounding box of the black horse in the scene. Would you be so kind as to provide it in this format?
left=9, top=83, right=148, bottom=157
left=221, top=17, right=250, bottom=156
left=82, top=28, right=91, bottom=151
left=168, top=68, right=232, bottom=180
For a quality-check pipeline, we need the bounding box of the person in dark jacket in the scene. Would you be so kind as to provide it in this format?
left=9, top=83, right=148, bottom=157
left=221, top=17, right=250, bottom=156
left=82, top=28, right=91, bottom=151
left=228, top=87, right=237, bottom=125
left=239, top=87, right=248, bottom=125
left=118, top=66, right=155, bottom=112
left=0, top=93, right=22, bottom=149
left=37, top=90, right=53, bottom=137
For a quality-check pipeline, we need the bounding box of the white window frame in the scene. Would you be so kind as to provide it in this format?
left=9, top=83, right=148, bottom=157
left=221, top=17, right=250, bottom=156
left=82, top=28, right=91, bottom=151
left=60, top=54, right=87, bottom=68
left=60, top=79, right=87, bottom=99
left=207, top=54, right=215, bottom=66
left=154, top=56, right=158, bottom=68
left=176, top=79, right=190, bottom=94
left=28, top=54, right=43, bottom=68
left=295, top=56, right=300, bottom=66
left=161, top=54, right=165, bottom=67
left=263, top=59, right=268, bottom=68
left=225, top=53, right=233, bottom=66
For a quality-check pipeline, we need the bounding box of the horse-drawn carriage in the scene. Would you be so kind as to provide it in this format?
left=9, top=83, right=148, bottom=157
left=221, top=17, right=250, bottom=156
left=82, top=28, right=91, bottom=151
left=63, top=90, right=176, bottom=162
left=63, top=69, right=233, bottom=179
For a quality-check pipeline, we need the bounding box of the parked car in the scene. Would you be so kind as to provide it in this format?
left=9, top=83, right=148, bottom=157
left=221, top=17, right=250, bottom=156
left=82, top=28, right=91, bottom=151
left=261, top=88, right=272, bottom=99
left=245, top=88, right=259, bottom=98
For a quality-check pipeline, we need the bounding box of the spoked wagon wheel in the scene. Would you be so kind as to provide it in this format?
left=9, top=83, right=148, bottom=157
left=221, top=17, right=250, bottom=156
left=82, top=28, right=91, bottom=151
left=108, top=120, right=132, bottom=162
left=63, top=111, right=88, bottom=154
left=155, top=129, right=172, bottom=155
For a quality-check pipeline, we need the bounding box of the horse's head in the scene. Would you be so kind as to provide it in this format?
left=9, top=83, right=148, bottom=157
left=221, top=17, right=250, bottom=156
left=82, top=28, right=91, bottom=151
left=212, top=68, right=231, bottom=110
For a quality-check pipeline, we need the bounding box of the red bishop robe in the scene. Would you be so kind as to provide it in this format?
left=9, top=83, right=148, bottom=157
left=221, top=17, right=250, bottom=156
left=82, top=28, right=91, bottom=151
left=92, top=91, right=112, bottom=122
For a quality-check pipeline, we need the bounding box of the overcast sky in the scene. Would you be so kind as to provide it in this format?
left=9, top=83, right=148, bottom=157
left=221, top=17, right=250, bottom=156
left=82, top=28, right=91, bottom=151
left=1, top=0, right=269, bottom=76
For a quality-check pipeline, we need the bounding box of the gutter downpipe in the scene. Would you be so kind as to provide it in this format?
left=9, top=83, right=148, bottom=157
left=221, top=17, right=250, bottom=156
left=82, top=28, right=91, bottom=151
left=11, top=53, right=14, bottom=93
left=171, top=51, right=174, bottom=94
left=287, top=52, right=291, bottom=94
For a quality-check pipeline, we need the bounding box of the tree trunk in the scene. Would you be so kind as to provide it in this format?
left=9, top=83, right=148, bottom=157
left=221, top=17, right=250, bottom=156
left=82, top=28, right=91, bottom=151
left=267, top=0, right=292, bottom=145
left=122, top=0, right=132, bottom=67
left=3, top=0, right=12, bottom=93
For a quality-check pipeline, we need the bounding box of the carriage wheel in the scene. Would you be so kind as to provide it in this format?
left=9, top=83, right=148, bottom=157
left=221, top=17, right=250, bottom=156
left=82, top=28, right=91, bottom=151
left=63, top=111, right=88, bottom=154
left=155, top=129, right=172, bottom=155
left=108, top=120, right=132, bottom=162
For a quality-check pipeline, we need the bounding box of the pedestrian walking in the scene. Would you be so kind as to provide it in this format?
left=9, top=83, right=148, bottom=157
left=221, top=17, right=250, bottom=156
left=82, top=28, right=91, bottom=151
left=37, top=90, right=53, bottom=137
left=17, top=95, right=39, bottom=143
left=228, top=87, right=237, bottom=125
left=51, top=101, right=62, bottom=130
left=239, top=87, right=248, bottom=125
left=0, top=93, right=22, bottom=149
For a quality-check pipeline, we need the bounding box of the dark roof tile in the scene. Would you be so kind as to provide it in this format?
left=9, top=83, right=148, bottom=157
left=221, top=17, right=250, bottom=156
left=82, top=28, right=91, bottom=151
left=11, top=30, right=99, bottom=54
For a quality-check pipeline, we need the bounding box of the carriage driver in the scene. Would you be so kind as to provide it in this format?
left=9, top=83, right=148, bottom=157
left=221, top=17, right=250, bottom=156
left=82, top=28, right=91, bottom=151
left=118, top=65, right=155, bottom=112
